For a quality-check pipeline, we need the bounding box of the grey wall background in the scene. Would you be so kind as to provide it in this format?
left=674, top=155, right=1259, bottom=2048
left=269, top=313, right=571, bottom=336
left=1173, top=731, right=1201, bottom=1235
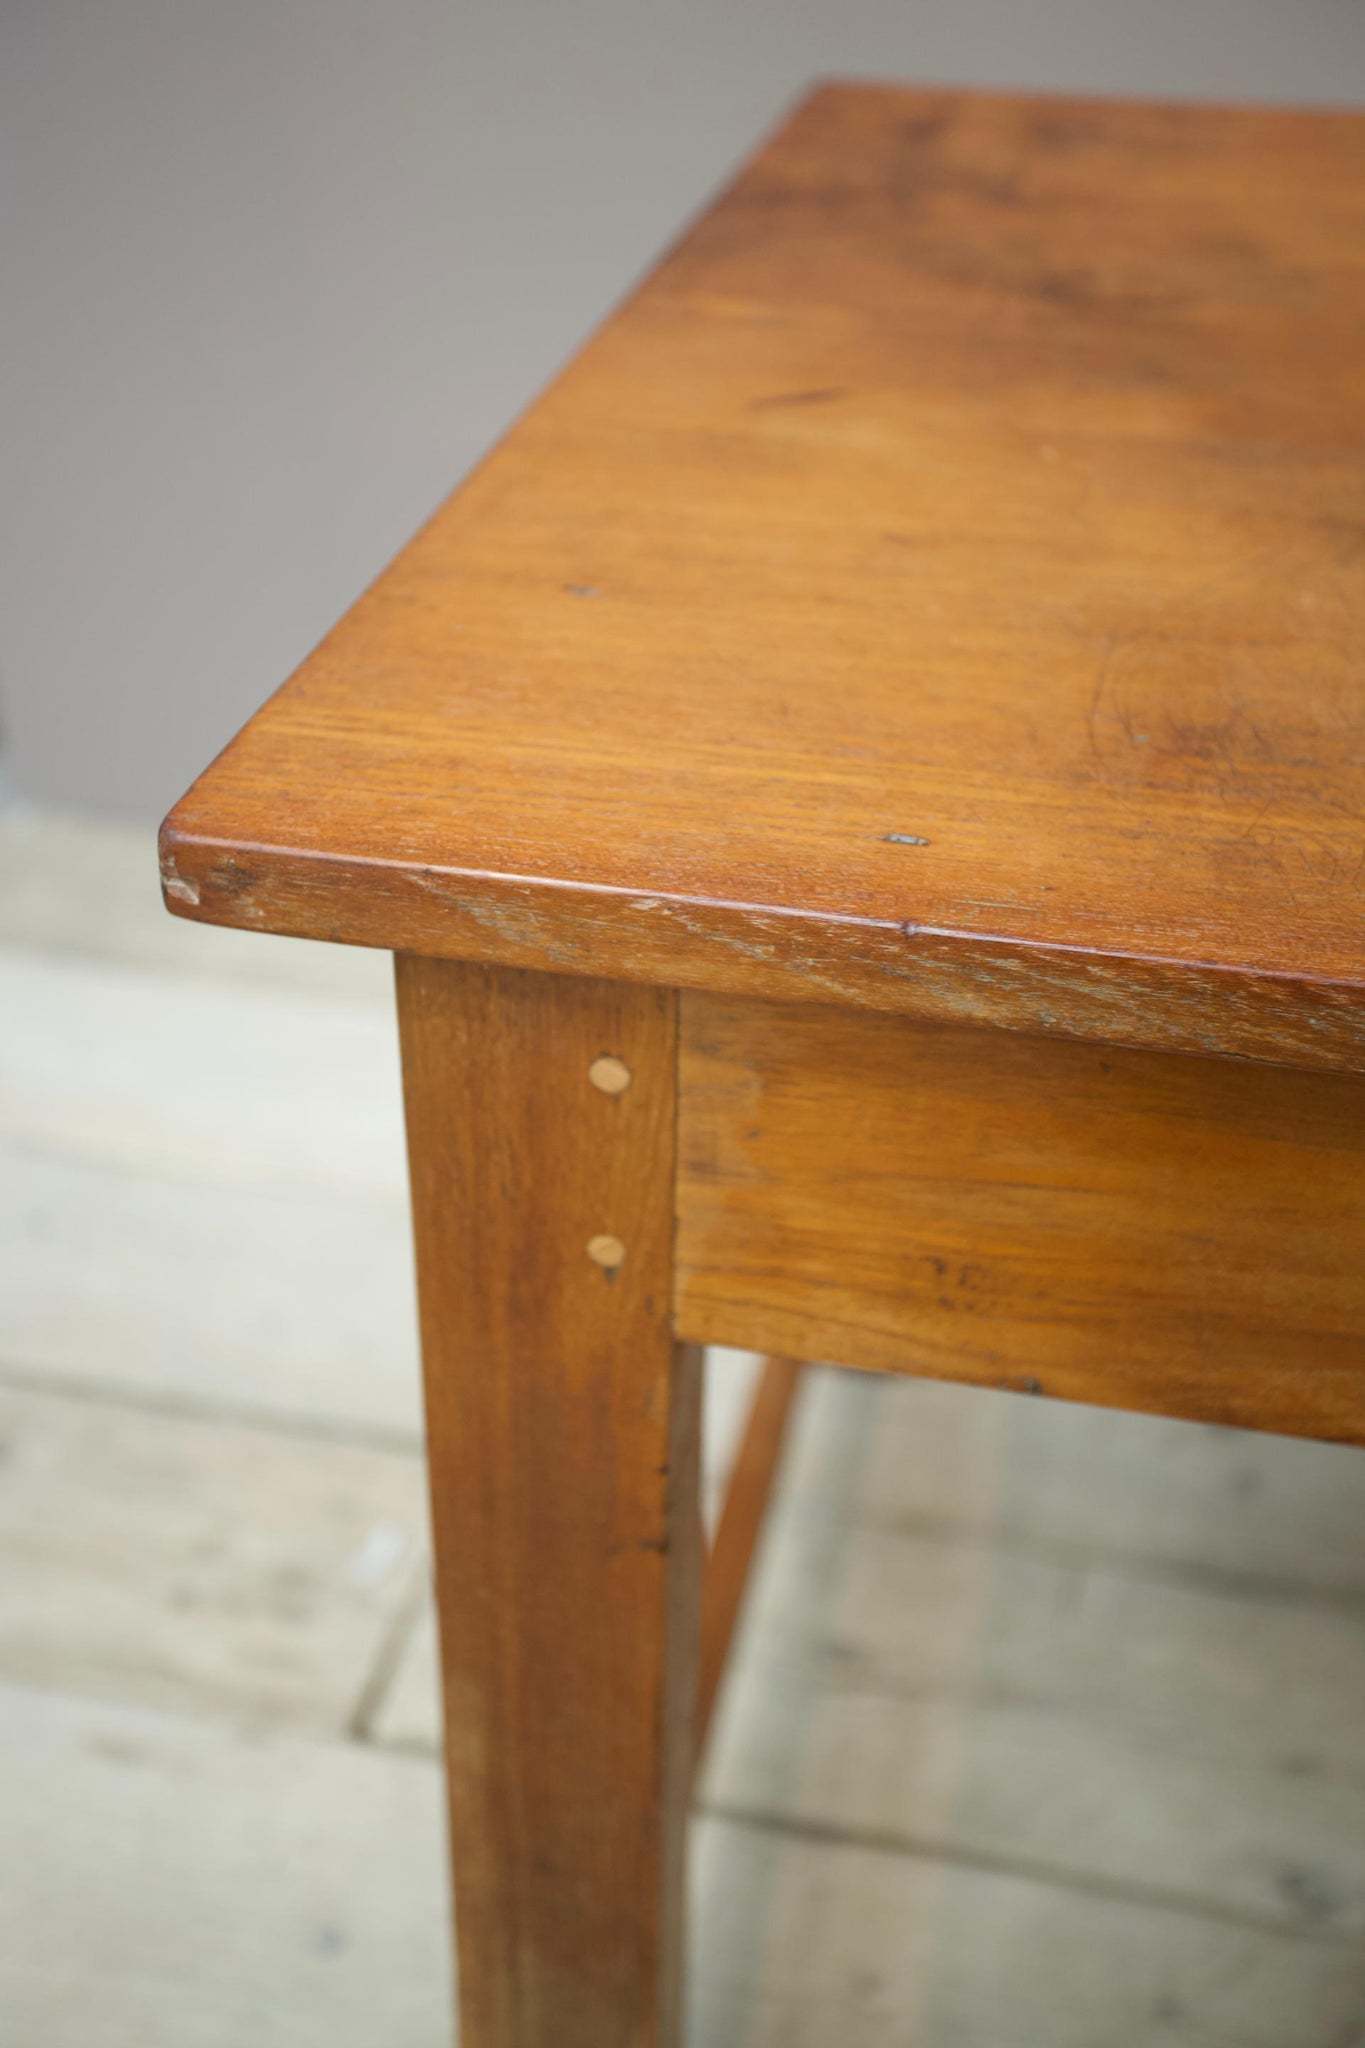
left=3, top=0, right=1364, bottom=824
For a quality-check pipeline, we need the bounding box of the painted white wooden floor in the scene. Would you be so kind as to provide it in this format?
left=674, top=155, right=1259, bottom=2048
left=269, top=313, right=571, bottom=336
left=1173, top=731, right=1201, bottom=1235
left=3, top=802, right=1365, bottom=2047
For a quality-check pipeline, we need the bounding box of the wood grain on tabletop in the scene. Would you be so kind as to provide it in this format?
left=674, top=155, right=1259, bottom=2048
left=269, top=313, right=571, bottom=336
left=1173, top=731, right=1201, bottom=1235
left=394, top=957, right=701, bottom=2048
left=161, top=85, right=1365, bottom=1073
left=676, top=993, right=1365, bottom=1443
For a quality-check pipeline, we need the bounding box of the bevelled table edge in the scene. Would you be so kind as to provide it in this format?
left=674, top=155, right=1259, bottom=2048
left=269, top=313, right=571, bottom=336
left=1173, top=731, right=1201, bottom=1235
left=158, top=821, right=1365, bottom=1077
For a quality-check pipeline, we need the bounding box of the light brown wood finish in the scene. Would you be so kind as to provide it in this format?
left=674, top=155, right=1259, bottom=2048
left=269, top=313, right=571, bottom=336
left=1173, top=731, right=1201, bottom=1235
left=676, top=993, right=1365, bottom=1444
left=696, top=1355, right=804, bottom=1754
left=161, top=86, right=1365, bottom=1074
left=156, top=79, right=1365, bottom=2045
left=395, top=956, right=701, bottom=2048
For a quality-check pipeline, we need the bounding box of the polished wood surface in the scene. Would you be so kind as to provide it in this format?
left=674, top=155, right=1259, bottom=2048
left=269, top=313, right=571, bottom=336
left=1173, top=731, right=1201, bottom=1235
left=676, top=993, right=1365, bottom=1443
left=696, top=1355, right=804, bottom=1754
left=154, top=81, right=1365, bottom=2046
left=395, top=957, right=700, bottom=2047
left=162, top=85, right=1365, bottom=1073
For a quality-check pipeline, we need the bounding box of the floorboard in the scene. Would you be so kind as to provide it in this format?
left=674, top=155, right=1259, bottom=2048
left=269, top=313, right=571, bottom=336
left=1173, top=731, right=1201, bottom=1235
left=784, top=1368, right=1365, bottom=1602
left=6, top=1683, right=1362, bottom=2048
left=0, top=1682, right=452, bottom=2048
left=0, top=1147, right=422, bottom=1442
left=0, top=1382, right=427, bottom=1733
left=0, top=951, right=406, bottom=1196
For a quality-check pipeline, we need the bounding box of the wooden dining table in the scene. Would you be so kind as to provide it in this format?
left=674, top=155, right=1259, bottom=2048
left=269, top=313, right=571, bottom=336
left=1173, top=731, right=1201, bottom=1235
left=160, top=81, right=1365, bottom=2047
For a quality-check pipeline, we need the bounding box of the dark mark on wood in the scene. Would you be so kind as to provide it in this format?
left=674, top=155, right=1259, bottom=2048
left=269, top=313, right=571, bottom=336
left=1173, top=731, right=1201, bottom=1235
left=750, top=387, right=844, bottom=411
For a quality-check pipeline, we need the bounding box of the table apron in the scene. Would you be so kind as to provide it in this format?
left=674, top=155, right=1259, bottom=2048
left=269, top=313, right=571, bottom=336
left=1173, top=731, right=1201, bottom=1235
left=675, top=990, right=1365, bottom=1446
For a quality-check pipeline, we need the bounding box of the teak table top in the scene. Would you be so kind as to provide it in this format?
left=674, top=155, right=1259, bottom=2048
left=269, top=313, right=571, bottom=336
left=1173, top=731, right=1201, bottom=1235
left=162, top=83, right=1365, bottom=1074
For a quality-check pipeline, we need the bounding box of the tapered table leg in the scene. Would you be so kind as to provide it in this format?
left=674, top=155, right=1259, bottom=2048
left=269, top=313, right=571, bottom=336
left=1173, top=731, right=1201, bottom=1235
left=396, top=955, right=701, bottom=2048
